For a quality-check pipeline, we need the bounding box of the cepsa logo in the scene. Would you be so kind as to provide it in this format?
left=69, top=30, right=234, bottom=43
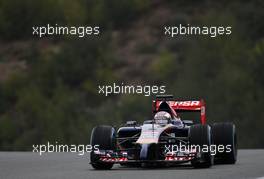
left=170, top=101, right=201, bottom=106
left=157, top=101, right=201, bottom=107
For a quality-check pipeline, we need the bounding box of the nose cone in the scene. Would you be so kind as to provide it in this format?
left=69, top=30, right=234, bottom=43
left=136, top=124, right=160, bottom=144
left=136, top=123, right=173, bottom=144
left=139, top=144, right=149, bottom=160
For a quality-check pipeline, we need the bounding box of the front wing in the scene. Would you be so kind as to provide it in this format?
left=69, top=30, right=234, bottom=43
left=90, top=149, right=198, bottom=164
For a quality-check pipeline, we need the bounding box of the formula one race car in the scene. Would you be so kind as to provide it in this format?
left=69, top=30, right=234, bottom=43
left=90, top=95, right=237, bottom=169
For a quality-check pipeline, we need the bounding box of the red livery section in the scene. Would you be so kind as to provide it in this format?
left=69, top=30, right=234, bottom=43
left=153, top=99, right=206, bottom=124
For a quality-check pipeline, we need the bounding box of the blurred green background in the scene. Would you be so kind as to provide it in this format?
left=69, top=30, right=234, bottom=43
left=0, top=0, right=263, bottom=150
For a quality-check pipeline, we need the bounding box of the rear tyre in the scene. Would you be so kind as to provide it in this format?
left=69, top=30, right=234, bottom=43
left=189, top=124, right=213, bottom=168
left=90, top=125, right=116, bottom=170
left=212, top=122, right=237, bottom=164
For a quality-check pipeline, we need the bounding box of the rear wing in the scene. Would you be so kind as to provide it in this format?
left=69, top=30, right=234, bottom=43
left=153, top=95, right=206, bottom=124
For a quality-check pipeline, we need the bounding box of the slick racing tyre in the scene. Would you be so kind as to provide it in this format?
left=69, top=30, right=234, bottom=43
left=212, top=122, right=237, bottom=164
left=90, top=125, right=116, bottom=169
left=189, top=124, right=213, bottom=168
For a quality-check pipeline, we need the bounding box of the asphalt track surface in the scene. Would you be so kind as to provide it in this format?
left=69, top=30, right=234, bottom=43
left=0, top=150, right=264, bottom=179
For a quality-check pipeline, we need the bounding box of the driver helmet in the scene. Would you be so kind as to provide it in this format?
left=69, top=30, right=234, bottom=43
left=154, top=111, right=172, bottom=124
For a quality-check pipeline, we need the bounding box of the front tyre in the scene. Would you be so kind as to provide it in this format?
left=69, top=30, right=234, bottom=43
left=189, top=124, right=213, bottom=168
left=212, top=122, right=237, bottom=164
left=90, top=125, right=116, bottom=170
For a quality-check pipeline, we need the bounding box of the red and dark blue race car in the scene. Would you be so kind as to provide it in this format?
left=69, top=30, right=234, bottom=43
left=90, top=95, right=237, bottom=169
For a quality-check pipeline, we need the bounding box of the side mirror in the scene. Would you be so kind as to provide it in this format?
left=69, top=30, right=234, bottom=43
left=125, top=121, right=137, bottom=126
left=182, top=120, right=194, bottom=126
